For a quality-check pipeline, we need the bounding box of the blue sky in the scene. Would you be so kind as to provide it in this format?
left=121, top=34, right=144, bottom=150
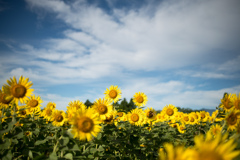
left=0, top=0, right=240, bottom=111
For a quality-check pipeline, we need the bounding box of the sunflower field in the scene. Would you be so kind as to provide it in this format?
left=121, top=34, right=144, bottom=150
left=1, top=76, right=240, bottom=160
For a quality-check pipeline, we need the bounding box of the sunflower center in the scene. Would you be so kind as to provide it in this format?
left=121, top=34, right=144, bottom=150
left=11, top=84, right=27, bottom=98
left=180, top=126, right=184, bottom=131
left=200, top=114, right=205, bottom=119
left=98, top=105, right=108, bottom=114
left=46, top=109, right=52, bottom=116
left=56, top=115, right=64, bottom=122
left=136, top=96, right=144, bottom=103
left=190, top=117, right=195, bottom=122
left=117, top=112, right=123, bottom=117
left=147, top=111, right=154, bottom=118
left=20, top=110, right=26, bottom=115
left=184, top=116, right=189, bottom=122
left=29, top=99, right=38, bottom=108
left=131, top=113, right=139, bottom=122
left=109, top=90, right=117, bottom=99
left=0, top=93, right=12, bottom=104
left=228, top=114, right=237, bottom=125
left=166, top=109, right=174, bottom=116
left=105, top=115, right=113, bottom=122
left=78, top=117, right=94, bottom=133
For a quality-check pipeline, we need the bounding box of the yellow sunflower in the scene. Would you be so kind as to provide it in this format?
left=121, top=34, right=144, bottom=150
left=225, top=109, right=240, bottom=131
left=199, top=111, right=210, bottom=122
left=41, top=102, right=56, bottom=121
left=162, top=104, right=178, bottom=120
left=220, top=93, right=234, bottom=111
left=69, top=107, right=102, bottom=141
left=26, top=95, right=43, bottom=113
left=92, top=98, right=113, bottom=120
left=188, top=113, right=197, bottom=125
left=17, top=105, right=29, bottom=118
left=103, top=109, right=117, bottom=124
left=0, top=87, right=13, bottom=108
left=232, top=93, right=240, bottom=110
left=3, top=76, right=34, bottom=104
left=211, top=110, right=223, bottom=122
left=159, top=143, right=194, bottom=160
left=209, top=124, right=222, bottom=137
left=144, top=107, right=157, bottom=123
left=104, top=85, right=122, bottom=103
left=181, top=114, right=190, bottom=124
left=67, top=100, right=86, bottom=110
left=177, top=123, right=186, bottom=134
left=192, top=131, right=240, bottom=160
left=127, top=108, right=145, bottom=126
left=133, top=92, right=148, bottom=107
left=51, top=110, right=66, bottom=127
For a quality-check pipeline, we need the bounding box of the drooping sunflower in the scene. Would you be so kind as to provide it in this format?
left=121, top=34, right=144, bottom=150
left=0, top=87, right=13, bottom=109
left=26, top=95, right=43, bottom=113
left=127, top=108, right=145, bottom=126
left=220, top=93, right=234, bottom=111
left=103, top=108, right=117, bottom=124
left=162, top=104, right=178, bottom=120
left=225, top=109, right=240, bottom=131
left=144, top=107, right=157, bottom=123
left=51, top=110, right=66, bottom=127
left=192, top=131, right=240, bottom=160
left=159, top=143, right=195, bottom=160
left=133, top=92, right=148, bottom=107
left=3, top=76, right=34, bottom=104
left=69, top=107, right=102, bottom=141
left=92, top=98, right=113, bottom=120
left=209, top=124, right=222, bottom=137
left=232, top=93, right=240, bottom=110
left=104, top=85, right=122, bottom=103
left=41, top=102, right=56, bottom=121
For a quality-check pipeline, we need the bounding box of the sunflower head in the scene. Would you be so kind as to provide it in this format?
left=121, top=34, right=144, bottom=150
left=162, top=104, right=178, bottom=119
left=225, top=109, right=240, bottom=131
left=133, top=92, right=148, bottom=107
left=0, top=87, right=13, bottom=108
left=92, top=98, right=113, bottom=120
left=128, top=108, right=145, bottom=126
left=104, top=85, right=122, bottom=103
left=220, top=93, right=234, bottom=111
left=51, top=110, right=66, bottom=127
left=232, top=93, right=240, bottom=110
left=41, top=102, right=56, bottom=121
left=69, top=108, right=102, bottom=141
left=26, top=95, right=43, bottom=113
left=144, top=107, right=157, bottom=122
left=3, top=76, right=34, bottom=104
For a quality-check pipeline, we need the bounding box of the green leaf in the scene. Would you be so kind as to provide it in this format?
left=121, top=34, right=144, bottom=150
left=90, top=148, right=97, bottom=153
left=88, top=154, right=94, bottom=159
left=59, top=137, right=69, bottom=146
left=34, top=139, right=48, bottom=145
left=2, top=150, right=13, bottom=160
left=64, top=153, right=73, bottom=160
left=48, top=152, right=58, bottom=160
left=0, top=138, right=11, bottom=149
left=29, top=150, right=33, bottom=159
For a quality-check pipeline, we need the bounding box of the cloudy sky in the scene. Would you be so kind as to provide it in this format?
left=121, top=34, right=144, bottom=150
left=0, top=0, right=240, bottom=111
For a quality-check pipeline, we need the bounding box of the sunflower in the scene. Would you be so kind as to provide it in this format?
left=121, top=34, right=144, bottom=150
left=17, top=105, right=29, bottom=118
left=67, top=100, right=86, bottom=110
left=3, top=76, right=34, bottom=104
left=66, top=100, right=86, bottom=122
left=181, top=114, right=190, bottom=124
left=209, top=124, right=222, bottom=137
left=51, top=110, right=66, bottom=127
left=26, top=95, right=43, bottom=113
left=232, top=93, right=240, bottom=110
left=199, top=111, right=209, bottom=122
left=127, top=108, right=145, bottom=126
left=188, top=113, right=197, bottom=125
left=104, top=85, right=122, bottom=103
left=159, top=143, right=194, bottom=160
left=177, top=124, right=186, bottom=134
left=192, top=131, right=240, bottom=160
left=162, top=104, right=178, bottom=120
left=103, top=109, right=117, bottom=124
left=191, top=112, right=201, bottom=124
left=211, top=110, right=223, bottom=122
left=41, top=102, right=56, bottom=121
left=0, top=87, right=13, bottom=108
left=133, top=92, right=148, bottom=107
left=220, top=93, right=234, bottom=111
left=69, top=107, right=102, bottom=141
left=144, top=107, right=157, bottom=123
left=92, top=98, right=113, bottom=120
left=225, top=109, right=240, bottom=131
left=24, top=131, right=32, bottom=137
